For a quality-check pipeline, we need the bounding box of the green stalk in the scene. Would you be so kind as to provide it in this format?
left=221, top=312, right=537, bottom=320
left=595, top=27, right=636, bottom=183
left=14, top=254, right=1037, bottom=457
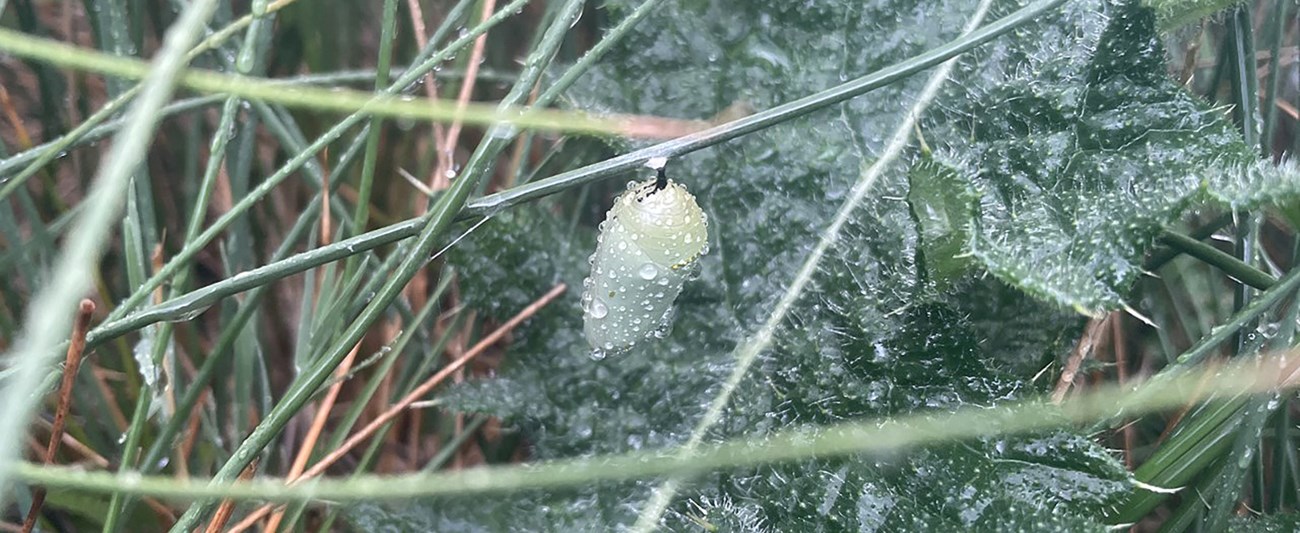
left=421, top=415, right=490, bottom=472
left=1143, top=213, right=1233, bottom=271
left=1169, top=266, right=1300, bottom=368
left=15, top=350, right=1300, bottom=505
left=0, top=27, right=651, bottom=138
left=0, top=0, right=302, bottom=204
left=1260, top=0, right=1291, bottom=154
left=100, top=392, right=151, bottom=533
left=1204, top=396, right=1275, bottom=530
left=348, top=0, right=399, bottom=271
left=1228, top=4, right=1258, bottom=148
left=166, top=1, right=569, bottom=529
left=0, top=0, right=220, bottom=502
left=536, top=0, right=666, bottom=103
left=78, top=0, right=1075, bottom=351
left=1154, top=458, right=1226, bottom=533
left=1158, top=229, right=1277, bottom=290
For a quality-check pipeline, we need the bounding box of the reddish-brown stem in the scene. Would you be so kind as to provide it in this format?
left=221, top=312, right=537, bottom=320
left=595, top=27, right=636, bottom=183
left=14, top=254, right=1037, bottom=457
left=435, top=0, right=497, bottom=192
left=320, top=150, right=333, bottom=246
left=262, top=343, right=362, bottom=532
left=202, top=458, right=259, bottom=533
left=1052, top=315, right=1109, bottom=403
left=1111, top=316, right=1136, bottom=469
left=0, top=84, right=34, bottom=149
left=22, top=299, right=95, bottom=533
left=229, top=284, right=566, bottom=530
left=405, top=0, right=450, bottom=189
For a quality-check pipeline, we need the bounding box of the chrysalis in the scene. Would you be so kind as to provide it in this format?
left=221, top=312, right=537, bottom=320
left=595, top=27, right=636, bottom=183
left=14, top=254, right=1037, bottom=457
left=582, top=159, right=709, bottom=357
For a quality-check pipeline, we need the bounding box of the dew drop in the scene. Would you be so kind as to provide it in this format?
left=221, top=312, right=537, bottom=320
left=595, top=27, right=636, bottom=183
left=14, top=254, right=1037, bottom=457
left=638, top=263, right=658, bottom=280
left=589, top=299, right=609, bottom=319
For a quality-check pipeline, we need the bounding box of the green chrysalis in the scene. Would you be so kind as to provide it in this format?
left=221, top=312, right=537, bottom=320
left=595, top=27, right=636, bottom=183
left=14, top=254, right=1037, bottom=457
left=581, top=160, right=708, bottom=357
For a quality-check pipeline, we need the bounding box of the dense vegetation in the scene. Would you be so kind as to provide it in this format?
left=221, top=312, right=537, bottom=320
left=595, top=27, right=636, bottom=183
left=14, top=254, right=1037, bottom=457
left=0, top=0, right=1298, bottom=530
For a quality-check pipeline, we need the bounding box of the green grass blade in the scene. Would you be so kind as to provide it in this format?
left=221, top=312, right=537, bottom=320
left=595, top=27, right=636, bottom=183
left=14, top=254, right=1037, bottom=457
left=1260, top=0, right=1292, bottom=155
left=1228, top=4, right=1259, bottom=149
left=349, top=0, right=400, bottom=246
left=14, top=350, right=1300, bottom=504
left=165, top=0, right=553, bottom=527
left=0, top=0, right=220, bottom=502
left=0, top=27, right=668, bottom=138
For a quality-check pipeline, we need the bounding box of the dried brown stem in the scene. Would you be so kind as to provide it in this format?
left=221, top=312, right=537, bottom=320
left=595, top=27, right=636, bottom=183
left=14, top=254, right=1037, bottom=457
left=202, top=458, right=259, bottom=533
left=435, top=0, right=497, bottom=192
left=229, top=284, right=566, bottom=530
left=30, top=420, right=109, bottom=468
left=1110, top=316, right=1135, bottom=469
left=21, top=299, right=95, bottom=533
left=262, top=342, right=361, bottom=532
left=0, top=83, right=34, bottom=149
left=89, top=365, right=130, bottom=430
left=405, top=0, right=450, bottom=187
left=320, top=150, right=332, bottom=246
left=1275, top=97, right=1299, bottom=121
left=1052, top=315, right=1109, bottom=404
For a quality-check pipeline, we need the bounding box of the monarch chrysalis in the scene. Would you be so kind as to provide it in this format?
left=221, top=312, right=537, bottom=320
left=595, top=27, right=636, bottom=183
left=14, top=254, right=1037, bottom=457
left=582, top=159, right=709, bottom=357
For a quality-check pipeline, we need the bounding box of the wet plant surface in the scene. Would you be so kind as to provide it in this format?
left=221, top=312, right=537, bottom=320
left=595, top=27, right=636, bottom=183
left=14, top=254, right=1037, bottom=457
left=353, top=0, right=1297, bottom=529
left=1, top=0, right=1298, bottom=531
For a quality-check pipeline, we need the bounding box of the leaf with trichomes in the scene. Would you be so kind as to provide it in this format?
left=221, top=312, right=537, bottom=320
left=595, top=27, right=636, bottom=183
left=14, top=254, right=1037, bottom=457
left=421, top=0, right=1170, bottom=530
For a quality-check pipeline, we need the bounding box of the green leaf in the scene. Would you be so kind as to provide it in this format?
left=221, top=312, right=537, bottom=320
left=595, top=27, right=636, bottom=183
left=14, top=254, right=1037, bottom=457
left=1141, top=0, right=1245, bottom=31
left=449, top=208, right=591, bottom=322
left=661, top=432, right=1128, bottom=532
left=925, top=0, right=1294, bottom=312
left=1227, top=513, right=1300, bottom=533
left=908, top=155, right=979, bottom=287
left=426, top=0, right=1169, bottom=529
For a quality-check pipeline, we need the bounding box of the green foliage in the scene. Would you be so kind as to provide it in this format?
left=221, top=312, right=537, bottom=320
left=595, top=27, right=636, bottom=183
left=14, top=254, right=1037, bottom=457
left=1142, top=0, right=1244, bottom=31
left=926, top=1, right=1292, bottom=312
left=413, top=0, right=1273, bottom=529
left=3, top=0, right=1296, bottom=529
left=450, top=209, right=591, bottom=321
left=907, top=155, right=977, bottom=287
left=1229, top=513, right=1300, bottom=532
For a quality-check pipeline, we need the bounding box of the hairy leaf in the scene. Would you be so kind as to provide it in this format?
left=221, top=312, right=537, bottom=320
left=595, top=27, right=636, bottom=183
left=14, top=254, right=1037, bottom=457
left=925, top=1, right=1295, bottom=311
left=406, top=0, right=1299, bottom=529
